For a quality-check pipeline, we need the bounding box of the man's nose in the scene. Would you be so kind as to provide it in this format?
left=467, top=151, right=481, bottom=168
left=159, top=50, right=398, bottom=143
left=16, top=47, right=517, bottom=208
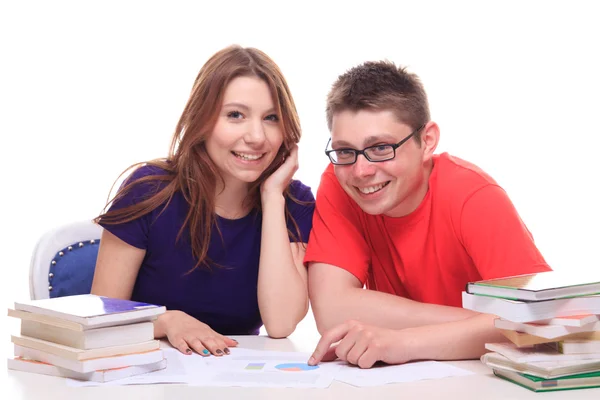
left=352, top=153, right=376, bottom=177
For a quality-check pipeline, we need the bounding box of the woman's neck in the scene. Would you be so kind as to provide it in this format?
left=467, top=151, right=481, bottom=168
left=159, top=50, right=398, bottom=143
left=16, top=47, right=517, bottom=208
left=214, top=178, right=252, bottom=220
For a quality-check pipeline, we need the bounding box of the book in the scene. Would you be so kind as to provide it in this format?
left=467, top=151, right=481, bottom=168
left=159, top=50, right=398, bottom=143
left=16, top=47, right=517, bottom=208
left=7, top=356, right=167, bottom=382
left=536, top=314, right=600, bottom=327
left=19, top=319, right=154, bottom=349
left=493, top=367, right=600, bottom=392
left=498, top=329, right=557, bottom=347
left=495, top=318, right=600, bottom=339
left=466, top=271, right=600, bottom=301
left=12, top=295, right=165, bottom=328
left=556, top=340, right=600, bottom=355
left=462, top=291, right=600, bottom=323
left=8, top=309, right=88, bottom=331
left=13, top=344, right=164, bottom=373
left=11, top=335, right=160, bottom=361
left=499, top=328, right=600, bottom=347
left=481, top=352, right=600, bottom=379
left=485, top=342, right=600, bottom=363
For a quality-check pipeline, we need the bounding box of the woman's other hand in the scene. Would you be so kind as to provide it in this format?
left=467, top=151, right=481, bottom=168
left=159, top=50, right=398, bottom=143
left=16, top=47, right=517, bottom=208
left=154, top=310, right=238, bottom=356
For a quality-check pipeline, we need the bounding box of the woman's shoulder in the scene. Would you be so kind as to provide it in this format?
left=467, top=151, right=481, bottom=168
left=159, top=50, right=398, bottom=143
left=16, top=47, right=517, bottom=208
left=116, top=163, right=174, bottom=202
left=287, top=179, right=315, bottom=202
left=126, top=163, right=172, bottom=182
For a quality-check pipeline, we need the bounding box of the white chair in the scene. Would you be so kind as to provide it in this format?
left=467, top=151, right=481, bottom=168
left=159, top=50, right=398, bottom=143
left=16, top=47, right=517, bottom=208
left=29, top=220, right=103, bottom=300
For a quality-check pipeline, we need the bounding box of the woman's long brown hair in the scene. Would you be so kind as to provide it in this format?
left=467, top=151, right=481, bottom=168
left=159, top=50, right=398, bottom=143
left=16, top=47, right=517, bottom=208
left=95, top=45, right=304, bottom=272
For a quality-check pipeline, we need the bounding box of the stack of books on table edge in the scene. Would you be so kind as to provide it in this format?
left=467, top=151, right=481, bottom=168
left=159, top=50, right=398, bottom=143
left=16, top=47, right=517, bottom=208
left=7, top=294, right=167, bottom=382
left=463, top=270, right=600, bottom=392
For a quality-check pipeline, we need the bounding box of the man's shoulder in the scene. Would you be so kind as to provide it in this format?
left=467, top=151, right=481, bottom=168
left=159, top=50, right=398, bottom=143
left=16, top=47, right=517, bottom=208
left=317, top=164, right=345, bottom=193
left=434, top=153, right=499, bottom=193
left=314, top=164, right=368, bottom=222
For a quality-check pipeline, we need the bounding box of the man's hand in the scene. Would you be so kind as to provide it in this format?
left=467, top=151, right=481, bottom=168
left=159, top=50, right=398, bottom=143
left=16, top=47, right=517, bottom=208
left=308, top=320, right=413, bottom=369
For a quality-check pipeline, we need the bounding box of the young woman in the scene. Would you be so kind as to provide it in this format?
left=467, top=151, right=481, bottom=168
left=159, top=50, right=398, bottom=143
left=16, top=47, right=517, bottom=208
left=91, top=45, right=314, bottom=357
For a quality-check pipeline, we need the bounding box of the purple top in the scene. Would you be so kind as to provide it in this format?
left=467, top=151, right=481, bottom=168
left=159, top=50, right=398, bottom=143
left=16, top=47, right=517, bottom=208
left=100, top=165, right=315, bottom=335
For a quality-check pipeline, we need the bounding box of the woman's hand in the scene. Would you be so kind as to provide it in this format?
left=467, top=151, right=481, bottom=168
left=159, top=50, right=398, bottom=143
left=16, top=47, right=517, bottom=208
left=155, top=310, right=238, bottom=356
left=261, top=145, right=299, bottom=198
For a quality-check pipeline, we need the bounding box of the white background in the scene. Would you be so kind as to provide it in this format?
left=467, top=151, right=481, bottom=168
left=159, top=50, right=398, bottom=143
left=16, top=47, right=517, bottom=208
left=1, top=0, right=599, bottom=352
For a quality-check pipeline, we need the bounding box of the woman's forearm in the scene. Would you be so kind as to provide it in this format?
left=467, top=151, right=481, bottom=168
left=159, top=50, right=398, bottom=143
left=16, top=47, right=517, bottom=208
left=257, top=193, right=308, bottom=338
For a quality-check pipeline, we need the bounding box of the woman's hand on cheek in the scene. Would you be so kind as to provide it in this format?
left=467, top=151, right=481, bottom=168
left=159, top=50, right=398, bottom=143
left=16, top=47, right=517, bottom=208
left=261, top=145, right=299, bottom=198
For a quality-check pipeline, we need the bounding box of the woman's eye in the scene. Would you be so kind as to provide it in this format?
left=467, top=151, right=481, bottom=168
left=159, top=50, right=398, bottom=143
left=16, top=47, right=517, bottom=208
left=227, top=111, right=243, bottom=119
left=265, top=114, right=279, bottom=122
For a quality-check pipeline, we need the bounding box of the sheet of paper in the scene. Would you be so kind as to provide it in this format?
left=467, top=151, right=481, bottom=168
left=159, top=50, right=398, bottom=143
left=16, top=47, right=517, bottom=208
left=66, top=348, right=194, bottom=387
left=190, top=347, right=343, bottom=388
left=65, top=346, right=473, bottom=388
left=334, top=360, right=474, bottom=387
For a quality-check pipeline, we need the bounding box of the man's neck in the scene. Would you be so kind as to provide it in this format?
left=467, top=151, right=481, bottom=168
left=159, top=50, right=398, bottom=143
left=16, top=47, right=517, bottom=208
left=385, top=159, right=434, bottom=218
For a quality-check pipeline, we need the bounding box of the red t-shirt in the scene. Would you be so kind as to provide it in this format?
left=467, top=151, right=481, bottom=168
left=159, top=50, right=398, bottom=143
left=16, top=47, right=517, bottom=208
left=304, top=153, right=551, bottom=307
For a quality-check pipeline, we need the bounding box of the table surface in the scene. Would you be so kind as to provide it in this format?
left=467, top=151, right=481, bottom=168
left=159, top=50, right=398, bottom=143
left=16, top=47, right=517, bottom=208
left=4, top=335, right=600, bottom=400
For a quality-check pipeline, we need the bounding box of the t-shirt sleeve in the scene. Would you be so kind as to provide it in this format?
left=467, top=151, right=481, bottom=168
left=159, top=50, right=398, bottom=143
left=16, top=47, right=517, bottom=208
left=285, top=180, right=316, bottom=244
left=99, top=166, right=166, bottom=250
left=459, top=184, right=552, bottom=279
left=303, top=170, right=371, bottom=284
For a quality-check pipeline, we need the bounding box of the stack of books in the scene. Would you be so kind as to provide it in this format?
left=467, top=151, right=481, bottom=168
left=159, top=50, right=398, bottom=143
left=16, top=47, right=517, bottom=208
left=7, top=294, right=167, bottom=382
left=463, top=270, right=600, bottom=392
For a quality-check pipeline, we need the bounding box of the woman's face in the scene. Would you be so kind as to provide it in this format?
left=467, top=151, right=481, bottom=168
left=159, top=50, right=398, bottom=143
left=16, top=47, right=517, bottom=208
left=205, top=76, right=284, bottom=186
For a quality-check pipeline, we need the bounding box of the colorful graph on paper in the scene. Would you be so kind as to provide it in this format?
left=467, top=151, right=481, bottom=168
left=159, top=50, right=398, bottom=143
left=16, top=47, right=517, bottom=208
left=244, top=362, right=265, bottom=371
left=274, top=363, right=319, bottom=372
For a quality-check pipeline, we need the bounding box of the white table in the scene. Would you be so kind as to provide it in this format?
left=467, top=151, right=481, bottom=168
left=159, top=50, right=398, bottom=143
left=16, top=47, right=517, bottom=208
left=5, top=335, right=600, bottom=400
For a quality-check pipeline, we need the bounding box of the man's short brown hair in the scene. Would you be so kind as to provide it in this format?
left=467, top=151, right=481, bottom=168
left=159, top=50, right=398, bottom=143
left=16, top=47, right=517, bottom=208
left=326, top=60, right=430, bottom=140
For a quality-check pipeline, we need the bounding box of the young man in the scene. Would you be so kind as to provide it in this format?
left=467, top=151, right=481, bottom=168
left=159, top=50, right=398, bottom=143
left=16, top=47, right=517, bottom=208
left=305, top=61, right=551, bottom=369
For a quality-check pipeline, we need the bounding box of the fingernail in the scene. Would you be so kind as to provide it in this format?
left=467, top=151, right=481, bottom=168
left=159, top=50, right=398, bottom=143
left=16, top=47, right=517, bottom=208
left=232, top=339, right=238, bottom=343
left=224, top=348, right=230, bottom=355
left=216, top=349, right=223, bottom=355
left=185, top=348, right=192, bottom=354
left=202, top=349, right=209, bottom=355
left=308, top=356, right=316, bottom=365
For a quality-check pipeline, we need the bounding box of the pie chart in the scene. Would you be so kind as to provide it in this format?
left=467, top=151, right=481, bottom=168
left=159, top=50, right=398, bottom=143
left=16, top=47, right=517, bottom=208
left=275, top=363, right=319, bottom=372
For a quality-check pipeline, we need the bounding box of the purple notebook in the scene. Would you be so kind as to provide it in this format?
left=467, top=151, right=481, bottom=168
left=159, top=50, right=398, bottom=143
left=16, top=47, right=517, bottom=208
left=14, top=294, right=166, bottom=327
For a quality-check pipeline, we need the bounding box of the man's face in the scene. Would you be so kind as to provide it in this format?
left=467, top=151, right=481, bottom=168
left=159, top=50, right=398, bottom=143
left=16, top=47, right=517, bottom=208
left=330, top=109, right=432, bottom=217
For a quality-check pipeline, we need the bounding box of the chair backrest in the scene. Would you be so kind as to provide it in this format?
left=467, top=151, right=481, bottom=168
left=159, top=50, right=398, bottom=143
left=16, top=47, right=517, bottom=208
left=29, top=221, right=104, bottom=300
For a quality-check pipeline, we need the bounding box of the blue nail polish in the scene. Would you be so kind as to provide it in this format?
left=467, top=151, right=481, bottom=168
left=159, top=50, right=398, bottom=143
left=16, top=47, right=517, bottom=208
left=203, top=349, right=209, bottom=355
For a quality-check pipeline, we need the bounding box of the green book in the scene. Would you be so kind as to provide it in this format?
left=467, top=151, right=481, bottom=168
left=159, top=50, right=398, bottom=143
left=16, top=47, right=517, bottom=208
left=493, top=368, right=600, bottom=392
left=466, top=271, right=600, bottom=301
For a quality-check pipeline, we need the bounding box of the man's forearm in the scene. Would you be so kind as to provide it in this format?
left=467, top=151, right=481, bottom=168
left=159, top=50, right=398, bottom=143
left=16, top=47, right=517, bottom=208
left=398, top=313, right=507, bottom=361
left=313, top=286, right=479, bottom=332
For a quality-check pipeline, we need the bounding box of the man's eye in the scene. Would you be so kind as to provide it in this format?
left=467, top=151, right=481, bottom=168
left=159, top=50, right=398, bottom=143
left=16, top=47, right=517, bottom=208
left=372, top=145, right=392, bottom=155
left=337, top=149, right=354, bottom=158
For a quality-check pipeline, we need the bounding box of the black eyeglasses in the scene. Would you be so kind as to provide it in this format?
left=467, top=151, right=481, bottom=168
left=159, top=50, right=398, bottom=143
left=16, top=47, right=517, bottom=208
left=325, top=124, right=425, bottom=165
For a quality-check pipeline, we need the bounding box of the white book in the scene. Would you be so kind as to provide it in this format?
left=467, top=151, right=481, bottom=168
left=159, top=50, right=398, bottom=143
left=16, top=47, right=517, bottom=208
left=485, top=342, right=600, bottom=363
left=14, top=344, right=164, bottom=373
left=535, top=314, right=600, bottom=327
left=557, top=340, right=600, bottom=355
left=462, top=291, right=600, bottom=323
left=7, top=356, right=167, bottom=382
left=13, top=295, right=165, bottom=328
left=494, top=318, right=600, bottom=339
left=11, top=335, right=160, bottom=361
left=482, top=352, right=600, bottom=379
left=20, top=319, right=154, bottom=349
